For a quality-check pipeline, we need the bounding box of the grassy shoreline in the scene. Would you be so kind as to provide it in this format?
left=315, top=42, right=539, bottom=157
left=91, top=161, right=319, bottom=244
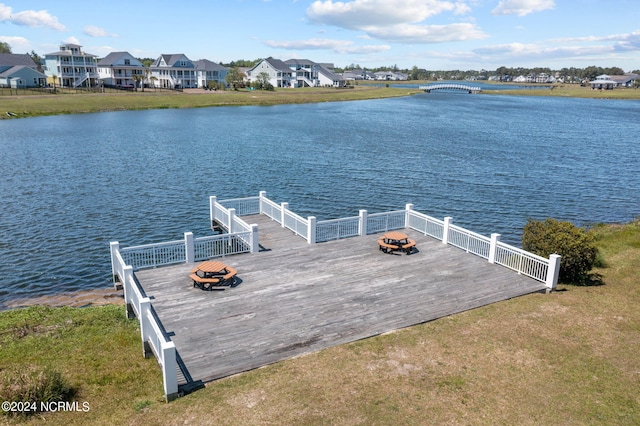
left=0, top=86, right=421, bottom=120
left=1, top=220, right=638, bottom=424
left=2, top=83, right=639, bottom=121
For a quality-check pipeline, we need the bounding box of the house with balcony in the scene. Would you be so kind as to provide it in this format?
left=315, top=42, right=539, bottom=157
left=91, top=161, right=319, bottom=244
left=150, top=54, right=197, bottom=89
left=281, top=59, right=343, bottom=88
left=194, top=59, right=228, bottom=88
left=0, top=53, right=46, bottom=88
left=245, top=58, right=293, bottom=88
left=44, top=43, right=99, bottom=88
left=97, top=52, right=146, bottom=88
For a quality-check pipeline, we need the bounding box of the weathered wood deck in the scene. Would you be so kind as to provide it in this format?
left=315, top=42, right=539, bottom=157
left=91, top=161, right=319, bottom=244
left=135, top=214, right=546, bottom=389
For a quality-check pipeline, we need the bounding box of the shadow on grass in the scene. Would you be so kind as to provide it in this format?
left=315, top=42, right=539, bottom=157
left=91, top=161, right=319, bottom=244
left=571, top=272, right=605, bottom=287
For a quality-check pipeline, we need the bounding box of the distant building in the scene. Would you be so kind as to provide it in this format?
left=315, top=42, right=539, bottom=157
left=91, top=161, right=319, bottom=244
left=194, top=59, right=228, bottom=88
left=609, top=73, right=639, bottom=87
left=97, top=51, right=145, bottom=88
left=246, top=58, right=293, bottom=88
left=0, top=53, right=46, bottom=88
left=44, top=43, right=99, bottom=88
left=589, top=74, right=617, bottom=90
left=150, top=54, right=197, bottom=89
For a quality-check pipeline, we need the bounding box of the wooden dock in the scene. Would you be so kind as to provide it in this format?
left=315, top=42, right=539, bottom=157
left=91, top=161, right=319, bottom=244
left=135, top=214, right=546, bottom=388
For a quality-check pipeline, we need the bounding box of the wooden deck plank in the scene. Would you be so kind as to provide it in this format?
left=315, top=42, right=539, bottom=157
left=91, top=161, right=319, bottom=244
left=135, top=214, right=546, bottom=386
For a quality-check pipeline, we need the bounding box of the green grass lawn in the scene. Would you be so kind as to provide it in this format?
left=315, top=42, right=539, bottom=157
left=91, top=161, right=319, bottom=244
left=1, top=220, right=638, bottom=425
left=0, top=86, right=422, bottom=120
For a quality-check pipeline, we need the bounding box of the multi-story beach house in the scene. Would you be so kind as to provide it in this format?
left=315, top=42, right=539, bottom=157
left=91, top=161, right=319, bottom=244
left=149, top=54, right=197, bottom=89
left=97, top=52, right=146, bottom=88
left=245, top=57, right=293, bottom=88
left=44, top=43, right=99, bottom=88
left=246, top=58, right=344, bottom=88
left=194, top=59, right=228, bottom=88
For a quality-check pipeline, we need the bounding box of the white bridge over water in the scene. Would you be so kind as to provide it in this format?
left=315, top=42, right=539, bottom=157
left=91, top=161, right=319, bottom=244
left=419, top=83, right=481, bottom=94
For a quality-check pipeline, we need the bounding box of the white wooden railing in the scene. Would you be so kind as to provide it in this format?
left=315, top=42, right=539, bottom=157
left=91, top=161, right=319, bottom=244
left=110, top=242, right=179, bottom=402
left=316, top=216, right=360, bottom=242
left=211, top=192, right=560, bottom=290
left=118, top=231, right=257, bottom=271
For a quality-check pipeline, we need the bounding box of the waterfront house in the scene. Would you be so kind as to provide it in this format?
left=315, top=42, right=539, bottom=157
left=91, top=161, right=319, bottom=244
left=194, top=59, right=228, bottom=88
left=150, top=54, right=197, bottom=89
left=44, top=43, right=99, bottom=88
left=283, top=59, right=344, bottom=87
left=0, top=53, right=46, bottom=88
left=246, top=58, right=293, bottom=88
left=589, top=74, right=617, bottom=90
left=374, top=71, right=408, bottom=81
left=97, top=52, right=146, bottom=88
left=610, top=73, right=639, bottom=88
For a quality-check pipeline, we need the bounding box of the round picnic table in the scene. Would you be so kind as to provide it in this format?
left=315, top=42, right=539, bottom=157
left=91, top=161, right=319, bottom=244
left=192, top=260, right=229, bottom=278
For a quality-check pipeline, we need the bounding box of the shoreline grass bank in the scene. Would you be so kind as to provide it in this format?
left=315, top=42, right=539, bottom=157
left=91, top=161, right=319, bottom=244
left=0, top=86, right=421, bottom=120
left=1, top=220, right=638, bottom=425
left=3, top=83, right=639, bottom=121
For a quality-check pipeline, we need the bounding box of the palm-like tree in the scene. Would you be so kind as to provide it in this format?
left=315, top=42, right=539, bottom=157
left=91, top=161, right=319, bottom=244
left=131, top=73, right=143, bottom=92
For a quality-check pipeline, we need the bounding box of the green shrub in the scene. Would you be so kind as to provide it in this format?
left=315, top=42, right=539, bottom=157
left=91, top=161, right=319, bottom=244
left=522, top=218, right=598, bottom=284
left=0, top=366, right=75, bottom=417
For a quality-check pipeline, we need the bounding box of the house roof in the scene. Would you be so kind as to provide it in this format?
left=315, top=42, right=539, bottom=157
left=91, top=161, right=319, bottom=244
left=0, top=53, right=38, bottom=68
left=317, top=64, right=343, bottom=81
left=249, top=58, right=291, bottom=74
left=610, top=74, right=639, bottom=84
left=97, top=52, right=143, bottom=67
left=152, top=54, right=194, bottom=68
left=194, top=59, right=228, bottom=72
left=0, top=65, right=46, bottom=78
left=284, top=59, right=316, bottom=67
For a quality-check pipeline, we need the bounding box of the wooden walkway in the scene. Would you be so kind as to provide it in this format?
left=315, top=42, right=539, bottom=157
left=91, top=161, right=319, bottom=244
left=135, top=214, right=546, bottom=388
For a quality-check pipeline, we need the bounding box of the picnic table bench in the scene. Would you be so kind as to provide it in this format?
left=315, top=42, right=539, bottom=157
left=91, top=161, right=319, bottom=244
left=189, top=261, right=238, bottom=290
left=378, top=232, right=417, bottom=254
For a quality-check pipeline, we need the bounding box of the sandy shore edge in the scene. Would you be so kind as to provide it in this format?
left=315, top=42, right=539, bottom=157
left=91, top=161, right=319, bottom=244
left=3, top=288, right=125, bottom=310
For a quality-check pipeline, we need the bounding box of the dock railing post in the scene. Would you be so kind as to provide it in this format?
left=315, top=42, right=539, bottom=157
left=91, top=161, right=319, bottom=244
left=228, top=208, right=236, bottom=233
left=405, top=204, right=414, bottom=229
left=139, top=297, right=152, bottom=358
left=359, top=210, right=368, bottom=236
left=162, top=341, right=179, bottom=402
left=259, top=191, right=266, bottom=214
left=442, top=217, right=453, bottom=245
left=209, top=196, right=217, bottom=228
left=250, top=224, right=259, bottom=253
left=281, top=202, right=288, bottom=228
left=184, top=232, right=195, bottom=263
left=123, top=265, right=135, bottom=319
left=546, top=254, right=561, bottom=292
left=488, top=233, right=501, bottom=264
left=308, top=216, right=317, bottom=244
left=110, top=241, right=120, bottom=284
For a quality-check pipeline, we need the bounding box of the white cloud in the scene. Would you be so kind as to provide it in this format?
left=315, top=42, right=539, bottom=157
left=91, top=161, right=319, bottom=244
left=0, top=35, right=29, bottom=50
left=306, top=0, right=482, bottom=43
left=0, top=3, right=66, bottom=30
left=364, top=23, right=488, bottom=44
left=308, top=0, right=466, bottom=27
left=63, top=36, right=81, bottom=45
left=265, top=38, right=390, bottom=54
left=83, top=25, right=118, bottom=38
left=492, top=0, right=555, bottom=17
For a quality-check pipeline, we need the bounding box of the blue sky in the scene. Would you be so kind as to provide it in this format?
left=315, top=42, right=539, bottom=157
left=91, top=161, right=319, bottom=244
left=1, top=0, right=639, bottom=71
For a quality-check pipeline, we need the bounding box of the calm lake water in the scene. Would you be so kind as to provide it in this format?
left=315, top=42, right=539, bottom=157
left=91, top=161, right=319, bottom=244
left=1, top=93, right=639, bottom=306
